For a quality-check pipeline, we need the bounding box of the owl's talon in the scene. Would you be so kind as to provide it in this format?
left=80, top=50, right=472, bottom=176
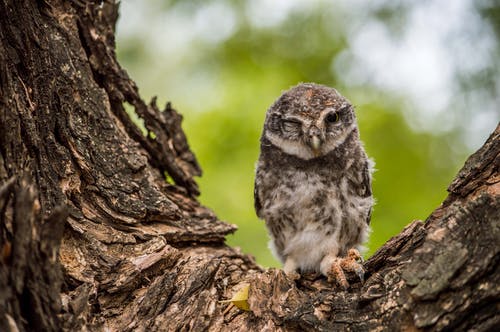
left=355, top=266, right=365, bottom=284
left=286, top=271, right=301, bottom=281
left=327, top=258, right=349, bottom=289
left=340, top=248, right=365, bottom=285
left=283, top=257, right=301, bottom=280
left=325, top=248, right=366, bottom=288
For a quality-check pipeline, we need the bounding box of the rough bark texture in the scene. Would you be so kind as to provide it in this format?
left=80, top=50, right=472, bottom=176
left=0, top=1, right=498, bottom=331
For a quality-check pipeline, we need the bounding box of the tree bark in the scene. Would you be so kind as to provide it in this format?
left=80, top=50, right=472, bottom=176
left=0, top=1, right=498, bottom=331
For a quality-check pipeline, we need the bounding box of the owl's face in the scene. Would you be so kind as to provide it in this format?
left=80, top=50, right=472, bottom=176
left=264, top=83, right=357, bottom=160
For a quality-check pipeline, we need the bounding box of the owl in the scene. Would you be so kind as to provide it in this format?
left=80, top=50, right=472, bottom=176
left=254, top=83, right=373, bottom=288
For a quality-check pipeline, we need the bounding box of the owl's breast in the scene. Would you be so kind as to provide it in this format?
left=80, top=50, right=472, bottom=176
left=256, top=166, right=372, bottom=269
left=259, top=170, right=343, bottom=231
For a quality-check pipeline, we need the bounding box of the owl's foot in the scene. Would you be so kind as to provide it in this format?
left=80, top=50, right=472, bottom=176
left=285, top=270, right=301, bottom=281
left=325, top=249, right=364, bottom=289
left=283, top=257, right=301, bottom=280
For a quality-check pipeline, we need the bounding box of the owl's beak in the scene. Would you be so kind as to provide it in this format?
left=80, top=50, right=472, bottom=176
left=311, top=135, right=321, bottom=151
left=308, top=126, right=323, bottom=156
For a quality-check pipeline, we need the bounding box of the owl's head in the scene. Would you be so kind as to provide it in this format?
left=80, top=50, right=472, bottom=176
left=263, top=83, right=358, bottom=160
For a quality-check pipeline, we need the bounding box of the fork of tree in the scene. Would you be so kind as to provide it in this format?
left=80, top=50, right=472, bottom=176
left=0, top=1, right=498, bottom=331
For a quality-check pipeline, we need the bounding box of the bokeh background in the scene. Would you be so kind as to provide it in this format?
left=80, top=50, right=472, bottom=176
left=116, top=0, right=499, bottom=267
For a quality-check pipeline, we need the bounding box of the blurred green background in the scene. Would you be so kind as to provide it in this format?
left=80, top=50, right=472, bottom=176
left=116, top=0, right=499, bottom=267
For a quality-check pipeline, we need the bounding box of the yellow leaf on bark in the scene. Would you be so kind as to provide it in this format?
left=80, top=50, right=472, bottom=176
left=219, top=283, right=250, bottom=311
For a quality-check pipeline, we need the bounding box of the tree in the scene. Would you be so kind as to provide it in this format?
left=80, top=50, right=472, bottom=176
left=0, top=1, right=498, bottom=331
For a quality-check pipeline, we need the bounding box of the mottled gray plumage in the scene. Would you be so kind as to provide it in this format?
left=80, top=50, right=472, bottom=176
left=254, top=83, right=373, bottom=285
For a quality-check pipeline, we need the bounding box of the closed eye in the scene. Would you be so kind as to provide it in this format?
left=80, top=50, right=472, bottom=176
left=282, top=119, right=302, bottom=133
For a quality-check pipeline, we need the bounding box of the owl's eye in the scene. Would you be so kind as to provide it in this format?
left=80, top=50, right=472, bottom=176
left=325, top=112, right=339, bottom=123
left=282, top=119, right=302, bottom=133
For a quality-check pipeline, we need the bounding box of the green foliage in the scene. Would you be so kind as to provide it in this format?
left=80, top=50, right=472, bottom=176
left=116, top=1, right=495, bottom=267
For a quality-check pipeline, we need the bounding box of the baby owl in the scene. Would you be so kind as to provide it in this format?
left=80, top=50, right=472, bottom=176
left=254, top=83, right=373, bottom=288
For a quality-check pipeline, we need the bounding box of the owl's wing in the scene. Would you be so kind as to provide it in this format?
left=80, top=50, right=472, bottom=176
left=362, top=161, right=373, bottom=225
left=254, top=183, right=263, bottom=219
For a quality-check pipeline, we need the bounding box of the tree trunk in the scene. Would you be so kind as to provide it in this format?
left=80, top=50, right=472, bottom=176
left=0, top=1, right=498, bottom=331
